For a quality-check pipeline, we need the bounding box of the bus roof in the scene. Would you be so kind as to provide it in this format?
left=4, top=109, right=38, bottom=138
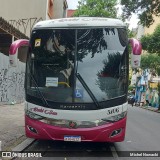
left=33, top=17, right=126, bottom=29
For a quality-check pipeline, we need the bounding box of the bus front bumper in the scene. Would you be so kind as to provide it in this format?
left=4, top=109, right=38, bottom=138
left=25, top=116, right=127, bottom=142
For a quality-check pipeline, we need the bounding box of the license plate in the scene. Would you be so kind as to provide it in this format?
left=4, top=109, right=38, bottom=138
left=64, top=136, right=81, bottom=142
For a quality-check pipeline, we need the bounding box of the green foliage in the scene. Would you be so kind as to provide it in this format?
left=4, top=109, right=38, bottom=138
left=128, top=85, right=135, bottom=91
left=128, top=29, right=135, bottom=56
left=100, top=52, right=122, bottom=78
left=121, top=0, right=160, bottom=27
left=141, top=25, right=160, bottom=54
left=141, top=53, right=160, bottom=75
left=128, top=29, right=135, bottom=38
left=73, top=0, right=117, bottom=18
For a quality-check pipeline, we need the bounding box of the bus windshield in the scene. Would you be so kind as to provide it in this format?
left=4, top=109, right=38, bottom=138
left=26, top=28, right=128, bottom=107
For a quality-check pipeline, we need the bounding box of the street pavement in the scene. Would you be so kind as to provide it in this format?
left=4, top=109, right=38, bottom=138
left=0, top=102, right=159, bottom=152
left=0, top=103, right=26, bottom=151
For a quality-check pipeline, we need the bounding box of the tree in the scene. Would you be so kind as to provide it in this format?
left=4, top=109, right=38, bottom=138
left=141, top=25, right=160, bottom=54
left=121, top=0, right=160, bottom=27
left=73, top=0, right=117, bottom=18
left=96, top=51, right=128, bottom=97
left=141, top=54, right=160, bottom=75
left=140, top=24, right=160, bottom=74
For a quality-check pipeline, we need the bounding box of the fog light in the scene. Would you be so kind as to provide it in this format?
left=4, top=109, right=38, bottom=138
left=28, top=126, right=38, bottom=134
left=110, top=128, right=122, bottom=137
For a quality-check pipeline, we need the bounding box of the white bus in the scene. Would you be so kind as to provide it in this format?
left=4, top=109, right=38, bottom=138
left=9, top=17, right=142, bottom=142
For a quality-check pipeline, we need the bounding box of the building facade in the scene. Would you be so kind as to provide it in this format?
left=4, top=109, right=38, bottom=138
left=67, top=9, right=76, bottom=17
left=136, top=15, right=160, bottom=40
left=144, top=15, right=160, bottom=35
left=0, top=0, right=68, bottom=37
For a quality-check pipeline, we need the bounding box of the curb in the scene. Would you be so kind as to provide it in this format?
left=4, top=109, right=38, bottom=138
left=137, top=106, right=160, bottom=113
left=11, top=138, right=35, bottom=152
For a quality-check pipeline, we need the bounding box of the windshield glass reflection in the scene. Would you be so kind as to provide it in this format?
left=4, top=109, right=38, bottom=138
left=26, top=28, right=128, bottom=104
left=76, top=28, right=128, bottom=101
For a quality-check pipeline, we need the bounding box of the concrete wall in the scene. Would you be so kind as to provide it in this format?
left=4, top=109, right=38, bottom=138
left=0, top=0, right=47, bottom=37
left=53, top=0, right=67, bottom=19
left=0, top=52, right=25, bottom=105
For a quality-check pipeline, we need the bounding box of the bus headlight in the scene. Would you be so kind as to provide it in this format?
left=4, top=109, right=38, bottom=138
left=25, top=110, right=127, bottom=128
left=26, top=110, right=45, bottom=120
left=102, top=111, right=127, bottom=122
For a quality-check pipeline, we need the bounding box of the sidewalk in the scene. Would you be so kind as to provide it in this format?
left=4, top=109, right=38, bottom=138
left=135, top=104, right=160, bottom=113
left=0, top=103, right=27, bottom=151
left=142, top=106, right=160, bottom=113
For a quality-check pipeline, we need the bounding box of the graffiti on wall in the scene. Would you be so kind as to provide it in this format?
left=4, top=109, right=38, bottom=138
left=0, top=53, right=25, bottom=104
left=0, top=68, right=8, bottom=102
left=0, top=69, right=25, bottom=104
left=9, top=17, right=43, bottom=35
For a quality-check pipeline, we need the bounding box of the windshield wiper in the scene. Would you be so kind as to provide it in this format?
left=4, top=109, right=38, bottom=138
left=76, top=73, right=100, bottom=108
left=29, top=73, right=49, bottom=108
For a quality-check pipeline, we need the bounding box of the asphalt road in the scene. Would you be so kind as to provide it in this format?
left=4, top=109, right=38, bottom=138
left=21, top=105, right=160, bottom=160
left=115, top=105, right=160, bottom=151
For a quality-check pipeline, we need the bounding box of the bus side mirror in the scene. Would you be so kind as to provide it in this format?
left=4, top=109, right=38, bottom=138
left=9, top=39, right=29, bottom=67
left=129, top=38, right=142, bottom=68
